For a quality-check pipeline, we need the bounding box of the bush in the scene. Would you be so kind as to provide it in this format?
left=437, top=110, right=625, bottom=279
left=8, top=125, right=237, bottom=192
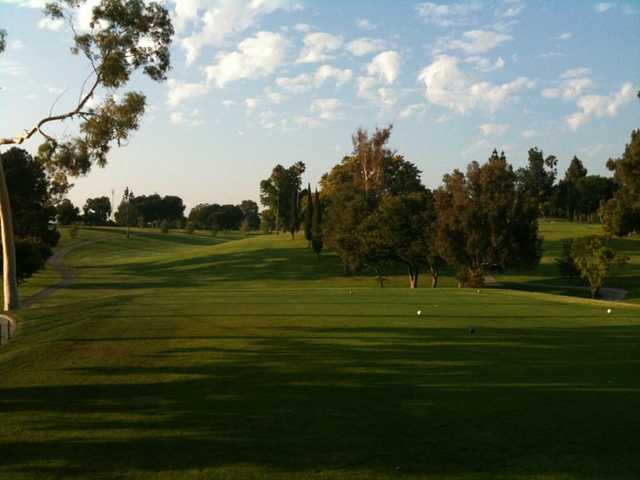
left=13, top=238, right=53, bottom=284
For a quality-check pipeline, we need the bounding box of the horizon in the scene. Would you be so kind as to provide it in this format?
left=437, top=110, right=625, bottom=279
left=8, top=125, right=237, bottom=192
left=1, top=0, right=638, bottom=212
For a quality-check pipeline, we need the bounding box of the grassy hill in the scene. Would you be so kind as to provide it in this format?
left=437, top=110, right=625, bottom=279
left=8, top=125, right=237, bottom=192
left=1, top=223, right=640, bottom=479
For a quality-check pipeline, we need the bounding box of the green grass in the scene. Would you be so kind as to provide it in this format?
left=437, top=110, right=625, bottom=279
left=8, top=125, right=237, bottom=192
left=2, top=223, right=640, bottom=479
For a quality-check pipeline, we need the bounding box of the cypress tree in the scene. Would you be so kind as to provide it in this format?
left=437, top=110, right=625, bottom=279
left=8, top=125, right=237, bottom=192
left=289, top=187, right=298, bottom=239
left=312, top=189, right=323, bottom=258
left=304, top=183, right=313, bottom=246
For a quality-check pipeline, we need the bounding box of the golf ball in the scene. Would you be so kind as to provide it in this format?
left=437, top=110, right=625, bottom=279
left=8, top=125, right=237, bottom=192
left=417, top=310, right=422, bottom=316
left=607, top=308, right=612, bottom=314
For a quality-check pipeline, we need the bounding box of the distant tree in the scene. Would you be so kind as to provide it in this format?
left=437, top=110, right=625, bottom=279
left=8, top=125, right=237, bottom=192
left=517, top=147, right=558, bottom=215
left=600, top=130, right=640, bottom=236
left=289, top=188, right=299, bottom=239
left=240, top=218, right=251, bottom=236
left=435, top=150, right=542, bottom=287
left=565, top=156, right=588, bottom=183
left=568, top=236, right=629, bottom=298
left=260, top=162, right=305, bottom=233
left=304, top=184, right=313, bottom=246
left=311, top=190, right=323, bottom=258
left=1, top=148, right=59, bottom=283
left=56, top=199, right=79, bottom=225
left=0, top=0, right=173, bottom=310
left=186, top=222, right=195, bottom=234
left=83, top=197, right=111, bottom=226
left=260, top=208, right=276, bottom=234
left=160, top=219, right=170, bottom=234
left=239, top=200, right=261, bottom=230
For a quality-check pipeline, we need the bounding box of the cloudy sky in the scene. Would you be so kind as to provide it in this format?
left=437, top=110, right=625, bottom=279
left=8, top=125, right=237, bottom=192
left=0, top=0, right=638, bottom=211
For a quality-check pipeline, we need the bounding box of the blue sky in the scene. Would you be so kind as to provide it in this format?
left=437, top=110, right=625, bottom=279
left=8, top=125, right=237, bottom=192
left=0, top=0, right=638, bottom=211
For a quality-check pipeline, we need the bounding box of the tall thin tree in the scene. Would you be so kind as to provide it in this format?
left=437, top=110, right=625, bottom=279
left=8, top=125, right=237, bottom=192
left=304, top=183, right=313, bottom=246
left=312, top=190, right=323, bottom=258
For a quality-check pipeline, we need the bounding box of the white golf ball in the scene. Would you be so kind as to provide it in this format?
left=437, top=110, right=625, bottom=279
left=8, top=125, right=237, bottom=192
left=607, top=308, right=612, bottom=314
left=417, top=310, right=422, bottom=316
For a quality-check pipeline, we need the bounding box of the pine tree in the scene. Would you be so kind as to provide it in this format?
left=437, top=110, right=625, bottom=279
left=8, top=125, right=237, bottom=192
left=312, top=189, right=323, bottom=258
left=304, top=183, right=313, bottom=246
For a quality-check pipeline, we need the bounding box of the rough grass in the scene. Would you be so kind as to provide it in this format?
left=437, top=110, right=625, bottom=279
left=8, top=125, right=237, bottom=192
left=1, top=223, right=640, bottom=479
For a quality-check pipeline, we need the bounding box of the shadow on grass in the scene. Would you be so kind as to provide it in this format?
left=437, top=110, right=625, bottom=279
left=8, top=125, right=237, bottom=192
left=1, top=325, right=640, bottom=478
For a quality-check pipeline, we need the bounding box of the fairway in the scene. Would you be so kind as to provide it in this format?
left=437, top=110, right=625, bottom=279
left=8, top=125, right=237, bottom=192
left=1, top=228, right=640, bottom=480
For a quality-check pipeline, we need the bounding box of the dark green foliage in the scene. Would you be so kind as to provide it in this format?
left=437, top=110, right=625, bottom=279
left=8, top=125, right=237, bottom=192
left=188, top=203, right=243, bottom=231
left=260, top=162, right=305, bottom=233
left=115, top=193, right=185, bottom=227
left=600, top=129, right=640, bottom=236
left=516, top=147, right=557, bottom=215
left=186, top=222, right=195, bottom=234
left=1, top=148, right=59, bottom=282
left=239, top=200, right=260, bottom=230
left=311, top=190, right=323, bottom=258
left=435, top=150, right=542, bottom=287
left=289, top=188, right=298, bottom=239
left=304, top=184, right=313, bottom=245
left=56, top=199, right=80, bottom=225
left=555, top=240, right=579, bottom=278
left=260, top=208, right=276, bottom=234
left=567, top=236, right=629, bottom=298
left=160, top=220, right=170, bottom=234
left=83, top=196, right=112, bottom=226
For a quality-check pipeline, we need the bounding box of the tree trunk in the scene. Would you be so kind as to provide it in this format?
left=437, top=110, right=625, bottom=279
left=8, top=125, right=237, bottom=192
left=0, top=158, right=19, bottom=311
left=591, top=285, right=600, bottom=299
left=431, top=269, right=439, bottom=288
left=408, top=267, right=418, bottom=289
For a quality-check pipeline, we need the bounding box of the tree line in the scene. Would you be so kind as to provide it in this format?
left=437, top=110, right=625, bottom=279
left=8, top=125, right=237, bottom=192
left=263, top=125, right=639, bottom=297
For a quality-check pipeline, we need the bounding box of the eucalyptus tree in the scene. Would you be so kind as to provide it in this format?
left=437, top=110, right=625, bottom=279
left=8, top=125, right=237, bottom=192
left=0, top=0, right=173, bottom=310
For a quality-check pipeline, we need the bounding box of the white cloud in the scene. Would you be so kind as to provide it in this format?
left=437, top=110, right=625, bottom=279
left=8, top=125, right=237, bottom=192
left=314, top=65, right=352, bottom=87
left=166, top=79, right=210, bottom=107
left=416, top=2, right=481, bottom=27
left=346, top=38, right=387, bottom=56
left=595, top=3, right=614, bottom=13
left=376, top=87, right=397, bottom=108
left=496, top=0, right=525, bottom=18
left=276, top=73, right=312, bottom=93
left=297, top=32, right=343, bottom=63
left=357, top=76, right=378, bottom=99
left=465, top=56, right=504, bottom=72
left=293, top=23, right=312, bottom=33
left=178, top=0, right=296, bottom=64
left=9, top=40, right=24, bottom=50
left=367, top=50, right=400, bottom=84
left=170, top=111, right=185, bottom=124
left=479, top=123, right=509, bottom=136
left=245, top=97, right=259, bottom=110
left=205, top=31, right=288, bottom=87
left=398, top=103, right=427, bottom=119
left=264, top=89, right=286, bottom=104
left=542, top=68, right=594, bottom=100
left=566, top=83, right=635, bottom=130
left=522, top=129, right=539, bottom=139
left=0, top=0, right=46, bottom=7
left=444, top=30, right=512, bottom=55
left=310, top=98, right=342, bottom=120
left=37, top=17, right=65, bottom=31
left=538, top=51, right=566, bottom=59
left=356, top=18, right=377, bottom=30
left=222, top=100, right=237, bottom=107
left=555, top=32, right=573, bottom=40
left=418, top=54, right=535, bottom=113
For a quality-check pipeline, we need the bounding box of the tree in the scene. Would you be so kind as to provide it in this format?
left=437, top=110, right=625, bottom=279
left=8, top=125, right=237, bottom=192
left=435, top=150, right=542, bottom=287
left=2, top=148, right=60, bottom=283
left=289, top=187, right=299, bottom=239
left=56, top=199, right=79, bottom=225
left=304, top=184, right=313, bottom=246
left=600, top=130, right=640, bottom=236
left=239, top=200, right=260, bottom=230
left=260, top=208, right=276, bottom=234
left=516, top=147, right=558, bottom=215
left=0, top=0, right=173, bottom=310
left=311, top=190, right=323, bottom=258
left=83, top=197, right=111, bottom=226
left=260, top=162, right=305, bottom=233
left=568, top=236, right=628, bottom=298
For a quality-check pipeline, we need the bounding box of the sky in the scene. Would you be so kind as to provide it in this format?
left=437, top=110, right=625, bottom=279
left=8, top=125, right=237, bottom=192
left=0, top=0, right=639, bottom=212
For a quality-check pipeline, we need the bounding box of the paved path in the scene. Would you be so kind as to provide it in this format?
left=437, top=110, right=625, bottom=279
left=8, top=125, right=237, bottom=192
left=22, top=241, right=92, bottom=309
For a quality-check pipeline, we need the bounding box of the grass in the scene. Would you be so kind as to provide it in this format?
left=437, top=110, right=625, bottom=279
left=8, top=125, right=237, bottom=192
left=1, top=222, right=640, bottom=479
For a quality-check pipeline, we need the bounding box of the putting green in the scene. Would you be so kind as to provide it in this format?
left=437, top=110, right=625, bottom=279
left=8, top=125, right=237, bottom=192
left=1, top=226, right=639, bottom=479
